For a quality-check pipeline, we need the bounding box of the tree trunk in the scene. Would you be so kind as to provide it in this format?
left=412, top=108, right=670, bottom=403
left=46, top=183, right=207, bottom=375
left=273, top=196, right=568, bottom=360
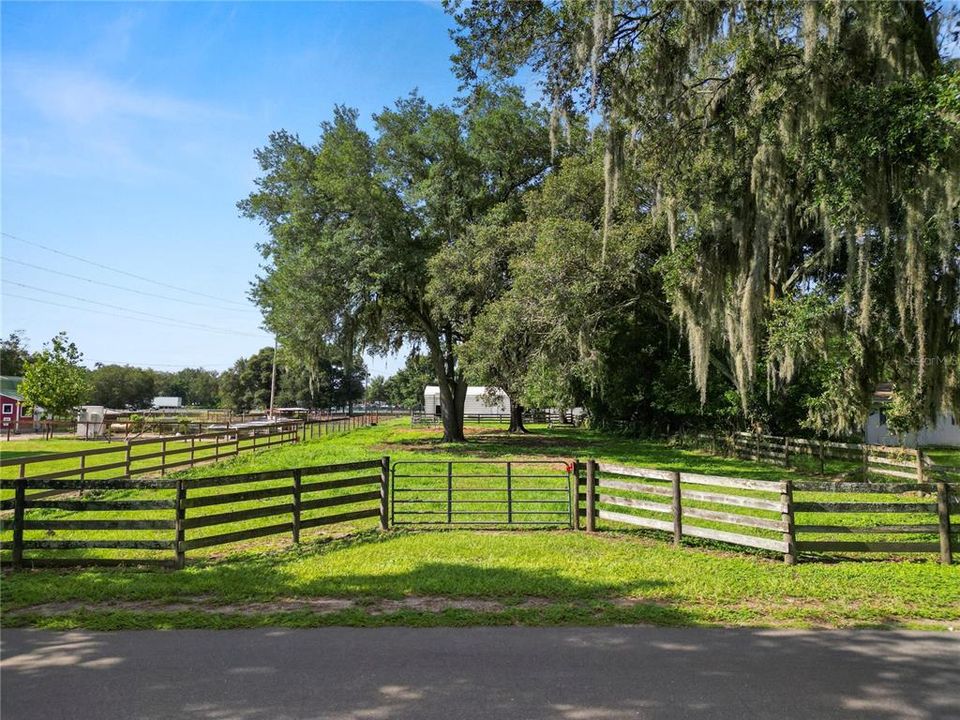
left=507, top=400, right=529, bottom=434
left=425, top=331, right=467, bottom=443
left=437, top=375, right=467, bottom=442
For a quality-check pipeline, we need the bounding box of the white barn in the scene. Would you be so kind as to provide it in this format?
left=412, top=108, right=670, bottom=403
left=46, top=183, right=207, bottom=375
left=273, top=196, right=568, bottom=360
left=866, top=410, right=960, bottom=448
left=865, top=383, right=960, bottom=447
left=423, top=386, right=510, bottom=416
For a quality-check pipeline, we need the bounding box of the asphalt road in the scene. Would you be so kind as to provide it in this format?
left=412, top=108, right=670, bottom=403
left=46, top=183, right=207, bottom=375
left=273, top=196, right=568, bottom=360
left=2, top=627, right=958, bottom=719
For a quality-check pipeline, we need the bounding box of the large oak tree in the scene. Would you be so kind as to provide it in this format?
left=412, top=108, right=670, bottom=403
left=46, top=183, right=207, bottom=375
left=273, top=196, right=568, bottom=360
left=241, top=86, right=551, bottom=441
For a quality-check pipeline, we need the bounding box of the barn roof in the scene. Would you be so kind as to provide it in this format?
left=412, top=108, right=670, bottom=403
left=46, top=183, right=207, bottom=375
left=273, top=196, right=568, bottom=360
left=0, top=376, right=24, bottom=401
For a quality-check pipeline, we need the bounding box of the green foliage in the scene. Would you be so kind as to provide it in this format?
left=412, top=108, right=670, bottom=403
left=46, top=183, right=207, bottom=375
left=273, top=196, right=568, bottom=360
left=448, top=0, right=960, bottom=436
left=88, top=365, right=156, bottom=409
left=365, top=376, right=388, bottom=404
left=218, top=347, right=366, bottom=413
left=0, top=331, right=32, bottom=376
left=155, top=368, right=221, bottom=407
left=383, top=353, right=436, bottom=409
left=884, top=388, right=928, bottom=436
left=219, top=348, right=274, bottom=413
left=241, top=86, right=553, bottom=440
left=19, top=332, right=90, bottom=419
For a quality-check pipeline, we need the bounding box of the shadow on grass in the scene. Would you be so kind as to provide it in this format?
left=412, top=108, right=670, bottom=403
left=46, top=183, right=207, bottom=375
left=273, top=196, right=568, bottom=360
left=2, top=529, right=675, bottom=611
left=0, top=449, right=65, bottom=461
left=382, top=427, right=797, bottom=481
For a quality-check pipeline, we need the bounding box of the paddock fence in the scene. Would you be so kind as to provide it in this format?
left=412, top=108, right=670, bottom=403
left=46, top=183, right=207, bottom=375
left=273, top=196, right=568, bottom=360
left=2, top=459, right=389, bottom=569
left=689, top=431, right=954, bottom=483
left=0, top=415, right=381, bottom=500
left=410, top=410, right=570, bottom=427
left=1, top=454, right=956, bottom=570
left=576, top=460, right=957, bottom=565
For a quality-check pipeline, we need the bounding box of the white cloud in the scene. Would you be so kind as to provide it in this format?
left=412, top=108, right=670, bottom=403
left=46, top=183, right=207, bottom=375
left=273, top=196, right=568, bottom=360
left=6, top=62, right=225, bottom=125
left=2, top=61, right=239, bottom=182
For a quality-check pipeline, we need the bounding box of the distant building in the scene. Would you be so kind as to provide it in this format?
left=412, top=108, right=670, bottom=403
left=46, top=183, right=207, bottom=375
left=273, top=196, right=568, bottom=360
left=152, top=396, right=183, bottom=409
left=423, top=386, right=510, bottom=416
left=0, top=376, right=34, bottom=432
left=865, top=383, right=960, bottom=447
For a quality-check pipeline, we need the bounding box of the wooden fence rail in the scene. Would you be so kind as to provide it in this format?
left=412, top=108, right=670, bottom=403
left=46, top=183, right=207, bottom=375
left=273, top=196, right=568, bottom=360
left=575, top=461, right=956, bottom=565
left=691, top=431, right=951, bottom=483
left=2, top=458, right=390, bottom=569
left=410, top=410, right=570, bottom=426
left=0, top=415, right=381, bottom=499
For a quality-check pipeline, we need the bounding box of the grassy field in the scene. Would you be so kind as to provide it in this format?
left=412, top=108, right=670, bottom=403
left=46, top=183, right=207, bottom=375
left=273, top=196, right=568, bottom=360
left=2, top=419, right=958, bottom=630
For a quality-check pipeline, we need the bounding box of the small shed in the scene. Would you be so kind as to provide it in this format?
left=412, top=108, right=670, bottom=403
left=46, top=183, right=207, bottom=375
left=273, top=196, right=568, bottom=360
left=423, top=386, right=510, bottom=417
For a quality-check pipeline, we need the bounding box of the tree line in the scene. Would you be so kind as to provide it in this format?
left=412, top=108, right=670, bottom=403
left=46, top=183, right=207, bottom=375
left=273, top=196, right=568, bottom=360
left=242, top=1, right=958, bottom=442
left=1, top=332, right=368, bottom=415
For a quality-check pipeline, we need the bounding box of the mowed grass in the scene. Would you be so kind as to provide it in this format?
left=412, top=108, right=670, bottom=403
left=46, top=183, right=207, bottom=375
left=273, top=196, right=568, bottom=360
left=2, top=419, right=958, bottom=630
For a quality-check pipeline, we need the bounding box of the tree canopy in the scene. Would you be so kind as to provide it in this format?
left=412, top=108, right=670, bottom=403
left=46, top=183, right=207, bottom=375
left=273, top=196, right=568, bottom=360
left=448, top=0, right=960, bottom=435
left=19, top=332, right=91, bottom=419
left=241, top=86, right=553, bottom=440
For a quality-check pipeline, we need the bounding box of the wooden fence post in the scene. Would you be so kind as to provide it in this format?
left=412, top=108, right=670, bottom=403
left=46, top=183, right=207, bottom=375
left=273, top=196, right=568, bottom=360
left=586, top=460, right=597, bottom=532
left=781, top=480, right=796, bottom=565
left=783, top=437, right=790, bottom=467
left=160, top=438, right=167, bottom=476
left=670, top=470, right=682, bottom=547
left=175, top=479, right=186, bottom=570
left=936, top=481, right=953, bottom=566
left=125, top=440, right=132, bottom=476
left=190, top=436, right=196, bottom=468
left=818, top=439, right=825, bottom=475
left=292, top=469, right=302, bottom=544
left=572, top=460, right=581, bottom=530
left=916, top=449, right=926, bottom=485
left=12, top=475, right=26, bottom=569
left=754, top=433, right=760, bottom=462
left=379, top=456, right=390, bottom=531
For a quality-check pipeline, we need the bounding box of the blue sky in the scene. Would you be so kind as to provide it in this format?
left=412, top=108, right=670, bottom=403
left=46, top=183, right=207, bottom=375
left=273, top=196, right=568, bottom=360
left=1, top=1, right=470, bottom=378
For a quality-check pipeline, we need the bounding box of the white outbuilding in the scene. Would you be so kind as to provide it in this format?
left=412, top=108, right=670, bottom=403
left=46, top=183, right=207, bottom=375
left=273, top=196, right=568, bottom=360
left=865, top=383, right=960, bottom=447
left=423, top=386, right=510, bottom=416
left=866, top=410, right=960, bottom=448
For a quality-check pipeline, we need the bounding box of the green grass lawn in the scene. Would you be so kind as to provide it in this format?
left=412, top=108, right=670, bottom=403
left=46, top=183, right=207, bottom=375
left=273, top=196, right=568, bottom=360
left=2, top=419, right=957, bottom=630
left=925, top=446, right=960, bottom=468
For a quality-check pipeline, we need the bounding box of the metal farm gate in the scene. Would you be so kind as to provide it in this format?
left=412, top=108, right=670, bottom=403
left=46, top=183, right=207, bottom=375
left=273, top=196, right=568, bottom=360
left=391, top=460, right=574, bottom=527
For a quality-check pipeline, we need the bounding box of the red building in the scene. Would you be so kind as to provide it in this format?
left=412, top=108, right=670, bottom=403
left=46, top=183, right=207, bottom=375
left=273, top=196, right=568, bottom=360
left=0, top=376, right=32, bottom=431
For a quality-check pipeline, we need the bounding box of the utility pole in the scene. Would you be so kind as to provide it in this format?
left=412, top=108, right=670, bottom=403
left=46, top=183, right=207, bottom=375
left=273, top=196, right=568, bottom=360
left=269, top=338, right=278, bottom=420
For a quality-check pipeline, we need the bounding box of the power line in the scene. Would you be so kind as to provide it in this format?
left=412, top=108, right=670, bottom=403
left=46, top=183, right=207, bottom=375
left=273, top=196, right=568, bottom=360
left=4, top=281, right=265, bottom=336
left=2, top=231, right=252, bottom=307
left=2, top=256, right=260, bottom=313
left=2, top=291, right=270, bottom=338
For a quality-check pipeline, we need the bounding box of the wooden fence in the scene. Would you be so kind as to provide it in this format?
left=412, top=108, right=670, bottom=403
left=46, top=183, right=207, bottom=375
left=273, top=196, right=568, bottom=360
left=0, top=421, right=304, bottom=492
left=575, top=460, right=957, bottom=565
left=410, top=410, right=569, bottom=426
left=0, top=415, right=382, bottom=494
left=691, top=431, right=953, bottom=483
left=3, top=459, right=389, bottom=569
left=3, top=453, right=956, bottom=569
